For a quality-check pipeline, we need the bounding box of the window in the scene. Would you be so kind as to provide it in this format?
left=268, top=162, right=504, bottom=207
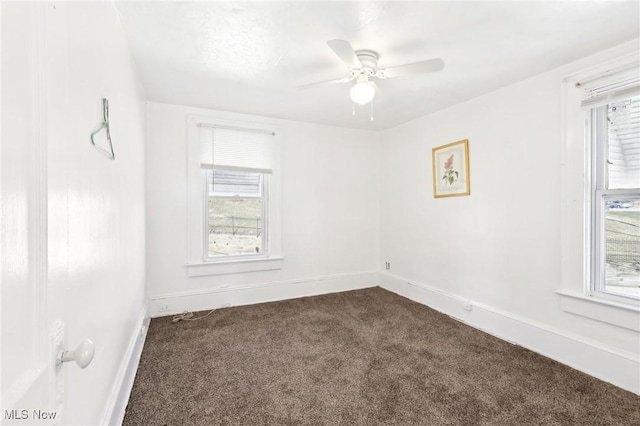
left=562, top=57, right=640, bottom=310
left=187, top=117, right=282, bottom=276
left=558, top=52, right=639, bottom=328
left=589, top=95, right=640, bottom=302
left=205, top=169, right=266, bottom=258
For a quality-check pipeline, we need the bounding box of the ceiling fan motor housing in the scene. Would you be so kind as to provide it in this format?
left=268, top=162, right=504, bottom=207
left=355, top=50, right=379, bottom=74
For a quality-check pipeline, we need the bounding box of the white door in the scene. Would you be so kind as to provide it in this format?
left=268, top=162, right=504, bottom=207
left=2, top=3, right=69, bottom=425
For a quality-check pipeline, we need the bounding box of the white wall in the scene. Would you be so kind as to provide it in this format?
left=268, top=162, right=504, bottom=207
left=146, top=102, right=380, bottom=314
left=379, top=41, right=639, bottom=382
left=2, top=2, right=147, bottom=424
left=145, top=42, right=638, bottom=393
left=56, top=4, right=147, bottom=423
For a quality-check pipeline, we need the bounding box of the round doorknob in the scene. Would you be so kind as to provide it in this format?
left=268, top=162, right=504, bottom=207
left=57, top=339, right=95, bottom=368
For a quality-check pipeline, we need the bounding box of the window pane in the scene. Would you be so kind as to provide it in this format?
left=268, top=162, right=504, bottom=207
left=205, top=169, right=266, bottom=257
left=603, top=199, right=640, bottom=298
left=607, top=96, right=639, bottom=189
left=207, top=197, right=263, bottom=257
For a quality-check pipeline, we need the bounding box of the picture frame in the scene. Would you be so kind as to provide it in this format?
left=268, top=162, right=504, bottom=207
left=432, top=139, right=470, bottom=198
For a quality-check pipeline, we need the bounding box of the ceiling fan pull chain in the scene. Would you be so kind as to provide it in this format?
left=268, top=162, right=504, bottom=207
left=352, top=102, right=356, bottom=116
left=370, top=99, right=374, bottom=122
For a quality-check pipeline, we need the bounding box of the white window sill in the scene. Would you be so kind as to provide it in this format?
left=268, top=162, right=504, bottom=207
left=556, top=290, right=640, bottom=331
left=186, top=257, right=284, bottom=277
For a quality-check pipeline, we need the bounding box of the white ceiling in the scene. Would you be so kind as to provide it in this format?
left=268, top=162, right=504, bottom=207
left=115, top=1, right=640, bottom=130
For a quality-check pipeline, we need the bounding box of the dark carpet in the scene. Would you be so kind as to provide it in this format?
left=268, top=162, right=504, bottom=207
left=123, top=287, right=640, bottom=425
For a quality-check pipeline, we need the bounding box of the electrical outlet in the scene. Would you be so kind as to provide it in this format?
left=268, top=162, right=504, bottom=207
left=159, top=304, right=169, bottom=312
left=464, top=300, right=473, bottom=311
left=385, top=261, right=391, bottom=270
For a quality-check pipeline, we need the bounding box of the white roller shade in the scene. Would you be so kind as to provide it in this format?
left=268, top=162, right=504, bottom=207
left=199, top=124, right=275, bottom=173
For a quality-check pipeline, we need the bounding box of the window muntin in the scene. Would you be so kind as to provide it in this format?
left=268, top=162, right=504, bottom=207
left=204, top=169, right=267, bottom=259
left=590, top=95, right=640, bottom=302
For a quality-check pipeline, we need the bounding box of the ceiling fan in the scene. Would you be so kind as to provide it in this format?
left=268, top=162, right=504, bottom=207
left=299, top=39, right=445, bottom=106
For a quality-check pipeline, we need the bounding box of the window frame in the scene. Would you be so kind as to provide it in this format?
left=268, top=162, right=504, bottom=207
left=186, top=115, right=283, bottom=277
left=588, top=105, right=640, bottom=303
left=557, top=52, right=640, bottom=330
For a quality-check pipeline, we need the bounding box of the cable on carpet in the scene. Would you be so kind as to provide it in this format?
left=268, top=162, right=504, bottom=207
left=172, top=308, right=217, bottom=323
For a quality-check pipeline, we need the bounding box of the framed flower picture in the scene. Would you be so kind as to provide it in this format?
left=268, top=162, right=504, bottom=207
left=432, top=139, right=470, bottom=198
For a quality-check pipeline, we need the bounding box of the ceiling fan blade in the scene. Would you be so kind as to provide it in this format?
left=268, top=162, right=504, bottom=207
left=327, top=39, right=362, bottom=69
left=376, top=58, right=445, bottom=79
left=297, top=76, right=354, bottom=90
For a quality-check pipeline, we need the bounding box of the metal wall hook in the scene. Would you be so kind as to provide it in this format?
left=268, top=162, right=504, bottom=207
left=90, top=98, right=115, bottom=160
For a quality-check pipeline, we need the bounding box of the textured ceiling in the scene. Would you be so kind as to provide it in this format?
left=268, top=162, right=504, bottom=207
left=115, top=1, right=640, bottom=130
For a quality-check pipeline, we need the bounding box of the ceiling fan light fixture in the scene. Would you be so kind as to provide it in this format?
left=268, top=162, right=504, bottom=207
left=350, top=80, right=375, bottom=105
left=302, top=39, right=444, bottom=112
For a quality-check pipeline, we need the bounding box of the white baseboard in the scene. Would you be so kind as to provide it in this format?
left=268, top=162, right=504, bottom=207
left=149, top=271, right=378, bottom=318
left=100, top=305, right=150, bottom=426
left=379, top=272, right=640, bottom=395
